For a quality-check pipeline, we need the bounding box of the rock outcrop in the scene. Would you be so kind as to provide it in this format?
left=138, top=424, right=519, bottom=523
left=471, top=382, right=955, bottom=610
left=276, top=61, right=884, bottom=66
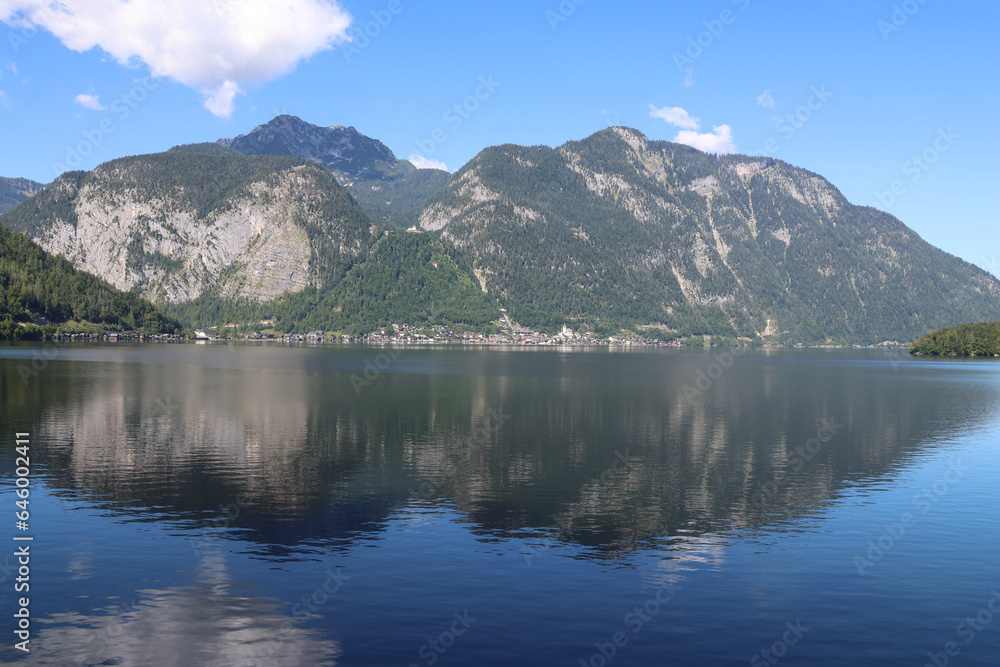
left=1, top=151, right=373, bottom=304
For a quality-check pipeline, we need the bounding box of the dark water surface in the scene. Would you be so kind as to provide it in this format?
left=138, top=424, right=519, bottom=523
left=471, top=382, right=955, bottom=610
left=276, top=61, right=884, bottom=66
left=1, top=343, right=998, bottom=666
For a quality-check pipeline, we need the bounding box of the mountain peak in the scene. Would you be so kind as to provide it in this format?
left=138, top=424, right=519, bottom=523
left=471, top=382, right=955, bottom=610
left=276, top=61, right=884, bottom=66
left=217, top=115, right=398, bottom=178
left=418, top=127, right=1000, bottom=343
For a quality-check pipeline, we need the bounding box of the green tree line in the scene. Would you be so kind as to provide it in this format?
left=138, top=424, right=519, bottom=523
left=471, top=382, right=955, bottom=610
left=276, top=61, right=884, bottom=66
left=910, top=322, right=1000, bottom=356
left=0, top=224, right=179, bottom=340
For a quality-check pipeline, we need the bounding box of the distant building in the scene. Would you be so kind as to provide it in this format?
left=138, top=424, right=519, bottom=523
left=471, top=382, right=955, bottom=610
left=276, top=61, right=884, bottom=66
left=194, top=328, right=219, bottom=340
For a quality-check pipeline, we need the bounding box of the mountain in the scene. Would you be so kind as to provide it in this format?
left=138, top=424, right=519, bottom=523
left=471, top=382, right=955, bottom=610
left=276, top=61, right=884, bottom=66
left=344, top=164, right=451, bottom=231
left=218, top=115, right=399, bottom=177
left=0, top=145, right=497, bottom=335
left=218, top=115, right=449, bottom=229
left=418, top=127, right=1000, bottom=343
left=6, top=124, right=999, bottom=344
left=0, top=223, right=179, bottom=339
left=0, top=176, right=45, bottom=214
left=1, top=148, right=374, bottom=305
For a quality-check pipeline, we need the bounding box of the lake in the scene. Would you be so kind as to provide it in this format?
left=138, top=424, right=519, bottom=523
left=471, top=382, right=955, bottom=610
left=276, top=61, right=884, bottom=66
left=1, top=343, right=998, bottom=666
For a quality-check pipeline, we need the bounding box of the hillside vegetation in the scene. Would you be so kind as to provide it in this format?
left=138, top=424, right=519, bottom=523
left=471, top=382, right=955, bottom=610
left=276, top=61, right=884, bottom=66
left=343, top=164, right=451, bottom=230
left=0, top=224, right=179, bottom=339
left=419, top=127, right=1000, bottom=344
left=168, top=232, right=500, bottom=335
left=910, top=322, right=1000, bottom=356
left=0, top=176, right=45, bottom=215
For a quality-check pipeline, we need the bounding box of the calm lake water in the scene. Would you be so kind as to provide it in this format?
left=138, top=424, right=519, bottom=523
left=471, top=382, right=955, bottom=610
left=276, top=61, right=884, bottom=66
left=1, top=343, right=998, bottom=666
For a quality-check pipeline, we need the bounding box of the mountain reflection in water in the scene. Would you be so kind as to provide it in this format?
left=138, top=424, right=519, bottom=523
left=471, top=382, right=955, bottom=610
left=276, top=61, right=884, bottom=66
left=7, top=345, right=993, bottom=555
left=2, top=344, right=998, bottom=665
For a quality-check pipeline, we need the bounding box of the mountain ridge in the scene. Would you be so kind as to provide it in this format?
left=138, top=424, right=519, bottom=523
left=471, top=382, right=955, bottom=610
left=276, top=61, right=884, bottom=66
left=217, top=115, right=450, bottom=229
left=4, top=120, right=998, bottom=344
left=1, top=143, right=499, bottom=336
left=0, top=149, right=375, bottom=304
left=417, top=125, right=1000, bottom=343
left=0, top=176, right=45, bottom=215
left=218, top=115, right=399, bottom=178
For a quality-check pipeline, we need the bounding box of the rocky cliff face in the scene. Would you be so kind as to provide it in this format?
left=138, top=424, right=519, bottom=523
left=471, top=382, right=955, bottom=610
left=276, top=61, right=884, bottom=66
left=418, top=127, right=1000, bottom=343
left=35, top=172, right=311, bottom=303
left=1, top=152, right=373, bottom=304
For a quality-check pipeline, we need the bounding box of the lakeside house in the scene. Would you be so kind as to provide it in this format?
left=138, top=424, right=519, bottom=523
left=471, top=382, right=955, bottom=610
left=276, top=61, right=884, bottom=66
left=194, top=328, right=219, bottom=340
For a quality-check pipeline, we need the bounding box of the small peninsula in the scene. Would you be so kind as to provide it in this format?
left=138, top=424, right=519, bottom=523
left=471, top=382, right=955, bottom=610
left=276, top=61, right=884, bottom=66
left=910, top=321, right=1000, bottom=356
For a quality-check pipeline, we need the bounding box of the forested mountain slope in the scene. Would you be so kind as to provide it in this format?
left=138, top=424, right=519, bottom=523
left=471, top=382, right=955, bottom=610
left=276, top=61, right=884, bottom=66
left=418, top=127, right=1000, bottom=343
left=1, top=146, right=496, bottom=335
left=0, top=223, right=178, bottom=339
left=0, top=176, right=44, bottom=214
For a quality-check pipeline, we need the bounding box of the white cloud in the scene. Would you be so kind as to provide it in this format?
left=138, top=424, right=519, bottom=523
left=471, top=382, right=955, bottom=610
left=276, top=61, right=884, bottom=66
left=757, top=89, right=775, bottom=109
left=408, top=154, right=449, bottom=172
left=0, top=0, right=352, bottom=118
left=648, top=102, right=736, bottom=154
left=203, top=81, right=242, bottom=118
left=648, top=104, right=700, bottom=130
left=673, top=125, right=736, bottom=154
left=0, top=90, right=7, bottom=107
left=74, top=92, right=104, bottom=110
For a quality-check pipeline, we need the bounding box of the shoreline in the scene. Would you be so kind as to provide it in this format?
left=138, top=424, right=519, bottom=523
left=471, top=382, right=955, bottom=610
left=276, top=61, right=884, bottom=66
left=26, top=332, right=913, bottom=351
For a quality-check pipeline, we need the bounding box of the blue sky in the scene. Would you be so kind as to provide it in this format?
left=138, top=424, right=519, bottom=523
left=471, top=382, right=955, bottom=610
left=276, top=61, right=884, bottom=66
left=1, top=0, right=997, bottom=277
